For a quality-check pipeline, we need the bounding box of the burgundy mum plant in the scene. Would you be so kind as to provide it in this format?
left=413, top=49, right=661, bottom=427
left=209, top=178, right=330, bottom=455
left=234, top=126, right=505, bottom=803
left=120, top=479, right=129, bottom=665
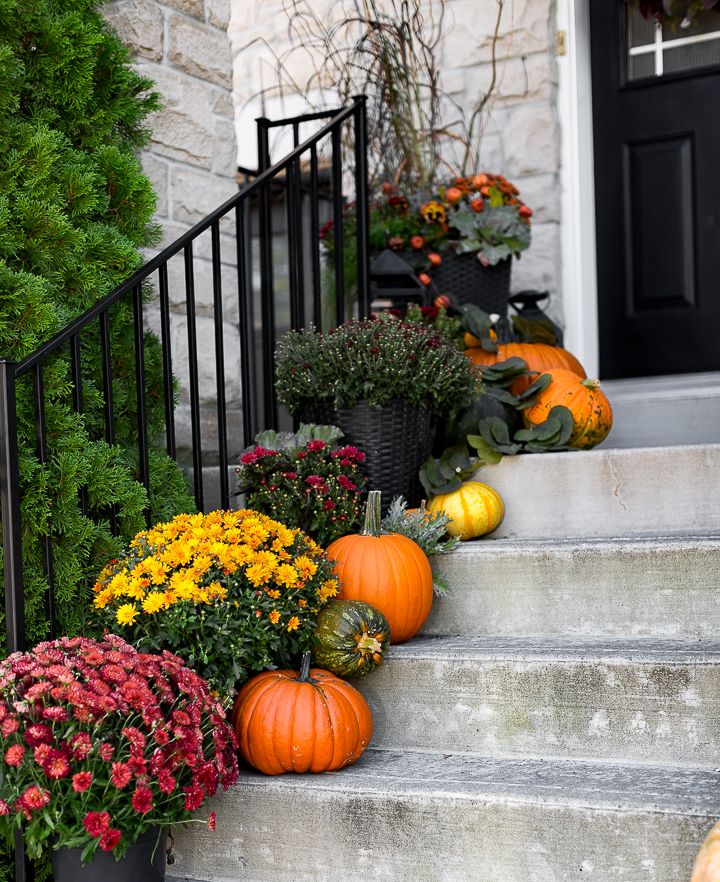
left=0, top=635, right=238, bottom=863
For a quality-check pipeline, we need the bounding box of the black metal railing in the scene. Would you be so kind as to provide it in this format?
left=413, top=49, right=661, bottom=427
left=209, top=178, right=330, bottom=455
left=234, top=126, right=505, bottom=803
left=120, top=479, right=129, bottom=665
left=0, top=96, right=369, bottom=657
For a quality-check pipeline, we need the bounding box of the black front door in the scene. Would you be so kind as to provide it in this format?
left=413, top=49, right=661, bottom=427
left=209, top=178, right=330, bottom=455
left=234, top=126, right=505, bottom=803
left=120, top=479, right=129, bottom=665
left=590, top=3, right=720, bottom=379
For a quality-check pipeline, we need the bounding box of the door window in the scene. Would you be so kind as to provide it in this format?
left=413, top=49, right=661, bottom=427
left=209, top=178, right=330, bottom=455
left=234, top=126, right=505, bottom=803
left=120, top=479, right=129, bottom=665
left=627, top=6, right=720, bottom=80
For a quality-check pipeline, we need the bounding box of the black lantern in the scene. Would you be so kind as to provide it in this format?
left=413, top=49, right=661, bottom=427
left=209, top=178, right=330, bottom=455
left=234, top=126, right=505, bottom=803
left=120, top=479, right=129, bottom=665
left=369, top=249, right=429, bottom=315
left=509, top=290, right=564, bottom=348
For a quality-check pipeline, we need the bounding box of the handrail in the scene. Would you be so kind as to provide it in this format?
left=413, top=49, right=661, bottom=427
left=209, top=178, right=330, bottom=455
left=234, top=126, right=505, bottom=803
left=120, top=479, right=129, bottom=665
left=15, top=100, right=363, bottom=378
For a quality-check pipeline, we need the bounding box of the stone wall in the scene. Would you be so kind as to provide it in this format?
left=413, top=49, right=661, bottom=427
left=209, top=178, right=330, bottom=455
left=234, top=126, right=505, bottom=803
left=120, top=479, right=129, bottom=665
left=228, top=0, right=563, bottom=326
left=104, top=0, right=241, bottom=466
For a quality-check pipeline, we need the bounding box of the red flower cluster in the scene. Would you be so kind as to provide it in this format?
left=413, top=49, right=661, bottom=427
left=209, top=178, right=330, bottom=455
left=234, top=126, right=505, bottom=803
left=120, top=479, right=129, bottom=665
left=0, top=636, right=238, bottom=858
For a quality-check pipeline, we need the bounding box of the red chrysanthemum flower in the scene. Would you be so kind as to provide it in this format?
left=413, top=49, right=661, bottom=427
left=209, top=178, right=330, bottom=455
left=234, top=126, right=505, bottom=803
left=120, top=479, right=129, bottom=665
left=42, top=706, right=68, bottom=721
left=2, top=717, right=19, bottom=737
left=110, top=762, right=132, bottom=789
left=208, top=811, right=216, bottom=831
left=72, top=771, right=93, bottom=793
left=83, top=811, right=111, bottom=837
left=172, top=710, right=191, bottom=726
left=33, top=744, right=52, bottom=767
left=122, top=726, right=146, bottom=749
left=44, top=750, right=71, bottom=779
left=100, top=664, right=127, bottom=684
left=129, top=754, right=147, bottom=776
left=21, top=786, right=50, bottom=810
left=0, top=800, right=9, bottom=816
left=183, top=784, right=204, bottom=811
left=99, top=743, right=114, bottom=761
left=5, top=745, right=25, bottom=767
left=153, top=727, right=170, bottom=745
left=131, top=785, right=153, bottom=815
left=99, top=828, right=121, bottom=851
left=70, top=732, right=92, bottom=761
left=158, top=770, right=176, bottom=794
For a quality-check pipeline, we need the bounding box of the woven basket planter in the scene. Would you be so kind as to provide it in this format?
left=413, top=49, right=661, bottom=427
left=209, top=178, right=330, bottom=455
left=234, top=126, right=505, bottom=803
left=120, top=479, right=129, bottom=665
left=301, top=399, right=436, bottom=515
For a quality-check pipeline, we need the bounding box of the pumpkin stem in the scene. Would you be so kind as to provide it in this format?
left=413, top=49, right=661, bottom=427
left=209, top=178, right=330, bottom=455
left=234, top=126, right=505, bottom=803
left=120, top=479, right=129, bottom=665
left=581, top=378, right=601, bottom=390
left=360, top=490, right=383, bottom=537
left=420, top=499, right=427, bottom=512
left=299, top=652, right=312, bottom=683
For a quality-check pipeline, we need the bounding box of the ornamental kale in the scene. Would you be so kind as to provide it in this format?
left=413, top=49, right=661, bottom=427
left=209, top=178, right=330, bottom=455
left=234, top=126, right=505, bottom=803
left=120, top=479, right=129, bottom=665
left=275, top=315, right=479, bottom=417
left=236, top=425, right=367, bottom=547
left=0, top=636, right=238, bottom=864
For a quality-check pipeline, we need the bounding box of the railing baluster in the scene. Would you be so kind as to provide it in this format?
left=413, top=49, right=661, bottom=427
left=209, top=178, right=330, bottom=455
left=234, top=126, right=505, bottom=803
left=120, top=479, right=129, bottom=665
left=99, top=310, right=119, bottom=536
left=32, top=363, right=57, bottom=640
left=132, top=284, right=151, bottom=527
left=158, top=262, right=176, bottom=461
left=332, top=123, right=345, bottom=326
left=211, top=221, right=229, bottom=511
left=0, top=358, right=26, bottom=655
left=70, top=333, right=89, bottom=518
left=354, top=95, right=371, bottom=319
left=184, top=243, right=204, bottom=511
left=310, top=144, right=322, bottom=330
left=257, top=118, right=277, bottom=430
left=236, top=203, right=255, bottom=449
left=286, top=161, right=301, bottom=331
left=294, top=152, right=306, bottom=327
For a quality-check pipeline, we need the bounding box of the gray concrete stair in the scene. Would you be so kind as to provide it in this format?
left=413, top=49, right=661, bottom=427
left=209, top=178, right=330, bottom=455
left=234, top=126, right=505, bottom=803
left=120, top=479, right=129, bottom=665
left=424, top=535, right=720, bottom=639
left=352, top=635, right=720, bottom=767
left=172, top=749, right=720, bottom=882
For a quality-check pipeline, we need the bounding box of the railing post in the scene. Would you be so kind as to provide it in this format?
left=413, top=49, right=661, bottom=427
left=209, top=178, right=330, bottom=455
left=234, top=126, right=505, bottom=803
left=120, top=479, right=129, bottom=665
left=257, top=117, right=277, bottom=430
left=353, top=95, right=371, bottom=320
left=331, top=122, right=345, bottom=326
left=0, top=359, right=26, bottom=655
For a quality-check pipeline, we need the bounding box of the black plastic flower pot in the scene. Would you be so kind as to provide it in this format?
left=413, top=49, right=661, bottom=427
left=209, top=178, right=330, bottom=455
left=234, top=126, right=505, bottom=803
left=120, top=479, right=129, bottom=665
left=301, top=398, right=436, bottom=515
left=50, top=826, right=167, bottom=882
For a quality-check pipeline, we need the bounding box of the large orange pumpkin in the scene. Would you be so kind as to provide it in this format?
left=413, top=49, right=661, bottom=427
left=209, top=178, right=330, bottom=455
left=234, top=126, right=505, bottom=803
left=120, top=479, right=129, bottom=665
left=326, top=490, right=433, bottom=644
left=465, top=342, right=586, bottom=395
left=231, top=653, right=372, bottom=775
left=522, top=368, right=613, bottom=450
left=691, top=820, right=720, bottom=882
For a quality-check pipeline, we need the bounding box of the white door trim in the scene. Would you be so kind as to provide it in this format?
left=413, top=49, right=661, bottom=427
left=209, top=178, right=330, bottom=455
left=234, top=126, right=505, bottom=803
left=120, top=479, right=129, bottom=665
left=556, top=0, right=600, bottom=377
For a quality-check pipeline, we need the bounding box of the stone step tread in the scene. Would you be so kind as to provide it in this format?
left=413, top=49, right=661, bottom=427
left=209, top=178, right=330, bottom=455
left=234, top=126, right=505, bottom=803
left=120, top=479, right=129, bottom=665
left=445, top=533, right=720, bottom=554
left=387, top=634, right=720, bottom=664
left=232, top=748, right=720, bottom=817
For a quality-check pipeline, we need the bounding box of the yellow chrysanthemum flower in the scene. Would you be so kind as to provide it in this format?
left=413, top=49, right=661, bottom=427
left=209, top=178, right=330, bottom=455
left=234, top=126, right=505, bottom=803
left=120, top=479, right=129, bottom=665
left=145, top=558, right=168, bottom=586
left=246, top=562, right=273, bottom=588
left=295, top=556, right=318, bottom=580
left=116, top=604, right=139, bottom=626
left=142, top=592, right=167, bottom=614
left=287, top=616, right=300, bottom=632
left=265, top=589, right=281, bottom=600
left=93, top=587, right=115, bottom=609
left=275, top=563, right=299, bottom=589
left=269, top=610, right=281, bottom=624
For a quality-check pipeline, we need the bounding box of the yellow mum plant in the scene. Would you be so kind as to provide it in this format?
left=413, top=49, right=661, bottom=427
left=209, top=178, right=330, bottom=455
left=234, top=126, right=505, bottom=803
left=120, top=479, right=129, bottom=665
left=91, top=509, right=339, bottom=695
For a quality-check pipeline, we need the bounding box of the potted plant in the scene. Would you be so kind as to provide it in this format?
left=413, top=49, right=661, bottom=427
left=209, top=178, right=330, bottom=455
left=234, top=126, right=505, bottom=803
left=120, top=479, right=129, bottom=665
left=0, top=635, right=238, bottom=880
left=235, top=424, right=367, bottom=546
left=91, top=509, right=340, bottom=696
left=275, top=313, right=479, bottom=512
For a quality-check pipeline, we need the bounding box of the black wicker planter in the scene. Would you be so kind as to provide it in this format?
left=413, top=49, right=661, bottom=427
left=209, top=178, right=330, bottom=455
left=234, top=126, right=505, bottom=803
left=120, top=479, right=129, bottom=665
left=302, top=399, right=436, bottom=515
left=431, top=251, right=511, bottom=313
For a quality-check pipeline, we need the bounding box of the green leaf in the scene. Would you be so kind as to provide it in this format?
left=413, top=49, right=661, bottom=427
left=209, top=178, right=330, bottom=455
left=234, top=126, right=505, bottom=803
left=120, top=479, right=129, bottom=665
left=514, top=373, right=552, bottom=409
left=466, top=435, right=503, bottom=464
left=512, top=316, right=557, bottom=346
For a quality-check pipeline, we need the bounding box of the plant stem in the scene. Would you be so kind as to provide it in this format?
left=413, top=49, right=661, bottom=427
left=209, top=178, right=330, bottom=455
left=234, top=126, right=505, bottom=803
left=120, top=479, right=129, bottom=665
left=360, top=490, right=383, bottom=537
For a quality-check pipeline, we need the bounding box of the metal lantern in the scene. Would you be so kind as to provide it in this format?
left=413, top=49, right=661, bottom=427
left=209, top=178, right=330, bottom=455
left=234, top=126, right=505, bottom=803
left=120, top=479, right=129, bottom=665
left=509, top=290, right=564, bottom=348
left=369, top=249, right=429, bottom=315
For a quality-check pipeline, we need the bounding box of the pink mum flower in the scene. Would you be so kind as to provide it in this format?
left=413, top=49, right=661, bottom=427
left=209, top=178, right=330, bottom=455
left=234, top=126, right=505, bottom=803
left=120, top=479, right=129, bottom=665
left=72, top=772, right=93, bottom=792
left=5, top=745, right=25, bottom=767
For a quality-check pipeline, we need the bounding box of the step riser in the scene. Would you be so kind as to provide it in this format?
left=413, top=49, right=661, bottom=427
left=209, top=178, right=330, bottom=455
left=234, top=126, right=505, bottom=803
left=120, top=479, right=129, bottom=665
left=475, top=444, right=720, bottom=539
left=424, top=541, right=720, bottom=638
left=354, top=656, right=720, bottom=766
left=172, top=781, right=712, bottom=882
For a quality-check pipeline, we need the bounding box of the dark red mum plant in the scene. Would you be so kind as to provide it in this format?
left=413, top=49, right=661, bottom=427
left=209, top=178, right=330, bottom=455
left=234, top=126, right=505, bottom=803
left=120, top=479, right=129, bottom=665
left=0, top=635, right=238, bottom=863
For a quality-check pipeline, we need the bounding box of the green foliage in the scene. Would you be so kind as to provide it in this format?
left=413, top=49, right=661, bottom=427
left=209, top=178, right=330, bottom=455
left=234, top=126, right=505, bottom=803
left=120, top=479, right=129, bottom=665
left=381, top=496, right=459, bottom=596
left=235, top=425, right=367, bottom=547
left=0, top=0, right=195, bottom=654
left=419, top=444, right=497, bottom=498
left=275, top=315, right=479, bottom=418
left=405, top=303, right=465, bottom=350
left=468, top=405, right=576, bottom=456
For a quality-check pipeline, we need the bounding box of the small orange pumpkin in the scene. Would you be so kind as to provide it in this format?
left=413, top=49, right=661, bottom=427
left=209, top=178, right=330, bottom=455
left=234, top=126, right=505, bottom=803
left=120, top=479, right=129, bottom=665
left=522, top=368, right=613, bottom=450
left=231, top=653, right=372, bottom=775
left=326, top=490, right=433, bottom=644
left=691, top=820, right=720, bottom=882
left=465, top=342, right=586, bottom=395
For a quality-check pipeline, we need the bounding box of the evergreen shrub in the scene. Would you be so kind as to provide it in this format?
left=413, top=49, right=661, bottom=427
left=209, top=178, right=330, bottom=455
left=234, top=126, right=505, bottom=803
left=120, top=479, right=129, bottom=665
left=0, top=0, right=195, bottom=653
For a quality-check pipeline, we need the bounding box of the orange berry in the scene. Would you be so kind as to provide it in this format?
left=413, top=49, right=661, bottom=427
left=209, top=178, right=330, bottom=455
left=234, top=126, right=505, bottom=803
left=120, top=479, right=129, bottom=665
left=434, top=294, right=450, bottom=308
left=445, top=187, right=463, bottom=203
left=480, top=186, right=490, bottom=197
left=418, top=273, right=432, bottom=286
left=471, top=198, right=485, bottom=212
left=410, top=235, right=424, bottom=250
left=519, top=205, right=533, bottom=218
left=428, top=253, right=442, bottom=267
left=382, top=182, right=394, bottom=194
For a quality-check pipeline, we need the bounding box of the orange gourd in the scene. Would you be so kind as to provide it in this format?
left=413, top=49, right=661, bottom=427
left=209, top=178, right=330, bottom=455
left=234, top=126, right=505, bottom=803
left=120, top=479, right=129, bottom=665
left=231, top=653, right=372, bottom=775
left=426, top=481, right=504, bottom=541
left=522, top=368, right=613, bottom=450
left=465, top=342, right=586, bottom=395
left=326, top=490, right=433, bottom=644
left=691, top=820, right=720, bottom=882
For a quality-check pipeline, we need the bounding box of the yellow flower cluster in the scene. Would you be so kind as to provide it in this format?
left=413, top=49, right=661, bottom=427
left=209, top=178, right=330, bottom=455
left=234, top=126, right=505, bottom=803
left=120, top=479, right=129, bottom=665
left=93, top=509, right=337, bottom=628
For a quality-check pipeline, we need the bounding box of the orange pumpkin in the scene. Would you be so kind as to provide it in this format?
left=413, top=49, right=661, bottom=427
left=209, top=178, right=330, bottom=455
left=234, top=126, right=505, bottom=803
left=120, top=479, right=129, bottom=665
left=691, top=820, right=720, bottom=882
left=522, top=368, right=613, bottom=450
left=326, top=490, right=433, bottom=644
left=231, top=653, right=372, bottom=775
left=465, top=342, right=586, bottom=395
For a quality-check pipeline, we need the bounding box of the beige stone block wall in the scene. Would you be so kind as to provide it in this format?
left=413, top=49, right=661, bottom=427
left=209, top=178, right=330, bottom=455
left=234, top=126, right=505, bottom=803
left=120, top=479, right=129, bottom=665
left=229, top=0, right=563, bottom=326
left=104, top=0, right=241, bottom=465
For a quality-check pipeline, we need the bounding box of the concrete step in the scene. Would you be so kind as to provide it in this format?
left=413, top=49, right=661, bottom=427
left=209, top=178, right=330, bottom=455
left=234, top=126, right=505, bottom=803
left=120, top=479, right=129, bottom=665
left=424, top=535, right=720, bottom=639
left=172, top=748, right=720, bottom=882
left=474, top=443, right=720, bottom=540
left=351, top=635, right=720, bottom=767
left=598, top=372, right=720, bottom=450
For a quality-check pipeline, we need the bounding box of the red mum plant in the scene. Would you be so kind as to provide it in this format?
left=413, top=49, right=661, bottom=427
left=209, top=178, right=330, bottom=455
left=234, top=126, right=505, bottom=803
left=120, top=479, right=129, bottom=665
left=0, top=635, right=238, bottom=864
